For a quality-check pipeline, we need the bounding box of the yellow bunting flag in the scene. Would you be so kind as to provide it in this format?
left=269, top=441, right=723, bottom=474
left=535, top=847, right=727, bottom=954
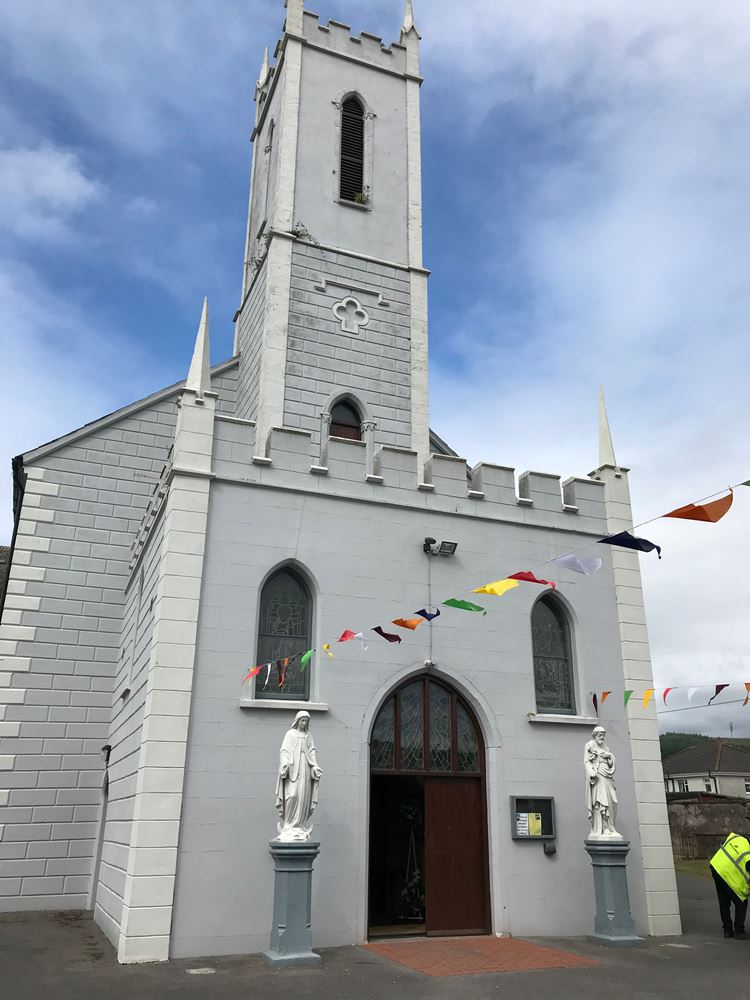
left=472, top=579, right=520, bottom=598
left=392, top=617, right=424, bottom=631
left=643, top=688, right=655, bottom=709
left=322, top=644, right=334, bottom=659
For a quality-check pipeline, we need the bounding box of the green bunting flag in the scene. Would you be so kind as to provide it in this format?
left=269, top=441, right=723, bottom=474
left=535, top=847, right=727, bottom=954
left=624, top=690, right=634, bottom=707
left=300, top=649, right=314, bottom=671
left=743, top=480, right=750, bottom=487
left=443, top=598, right=487, bottom=615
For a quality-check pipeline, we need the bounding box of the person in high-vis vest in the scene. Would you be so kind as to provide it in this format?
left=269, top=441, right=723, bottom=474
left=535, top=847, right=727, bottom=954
left=709, top=832, right=750, bottom=938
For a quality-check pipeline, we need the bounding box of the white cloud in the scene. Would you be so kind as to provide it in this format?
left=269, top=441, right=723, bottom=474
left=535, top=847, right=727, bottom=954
left=0, top=146, right=102, bottom=242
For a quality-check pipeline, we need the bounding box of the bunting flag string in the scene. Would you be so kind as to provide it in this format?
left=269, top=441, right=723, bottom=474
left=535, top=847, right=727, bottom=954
left=373, top=626, right=402, bottom=644
left=598, top=531, right=662, bottom=559
left=665, top=491, right=734, bottom=523
left=508, top=571, right=556, bottom=589
left=708, top=683, right=729, bottom=705
left=444, top=598, right=488, bottom=614
left=392, top=617, right=424, bottom=631
left=553, top=554, right=603, bottom=576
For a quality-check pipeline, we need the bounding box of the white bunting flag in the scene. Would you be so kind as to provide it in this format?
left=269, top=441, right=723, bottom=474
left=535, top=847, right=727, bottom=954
left=553, top=554, right=603, bottom=576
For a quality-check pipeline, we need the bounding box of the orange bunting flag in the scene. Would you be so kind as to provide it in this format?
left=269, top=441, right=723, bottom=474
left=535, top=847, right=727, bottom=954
left=663, top=687, right=674, bottom=704
left=601, top=691, right=611, bottom=705
left=665, top=490, right=733, bottom=523
left=744, top=683, right=750, bottom=707
left=643, top=688, right=655, bottom=709
left=392, top=617, right=424, bottom=631
left=508, top=571, right=556, bottom=589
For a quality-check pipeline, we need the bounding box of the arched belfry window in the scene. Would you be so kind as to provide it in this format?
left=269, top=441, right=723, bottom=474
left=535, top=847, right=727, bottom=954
left=371, top=677, right=483, bottom=774
left=256, top=567, right=312, bottom=700
left=531, top=595, right=575, bottom=714
left=330, top=399, right=362, bottom=441
left=339, top=96, right=365, bottom=203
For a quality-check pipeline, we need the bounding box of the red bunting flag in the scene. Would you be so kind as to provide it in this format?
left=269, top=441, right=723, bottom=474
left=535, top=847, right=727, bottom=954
left=663, top=687, right=674, bottom=704
left=338, top=630, right=359, bottom=643
left=708, top=684, right=729, bottom=705
left=665, top=491, right=734, bottom=523
left=392, top=617, right=424, bottom=631
left=508, top=571, right=556, bottom=589
left=243, top=666, right=263, bottom=683
left=372, top=626, right=402, bottom=644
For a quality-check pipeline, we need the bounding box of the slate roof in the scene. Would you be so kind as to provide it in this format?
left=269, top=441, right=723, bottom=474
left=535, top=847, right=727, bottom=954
left=0, top=546, right=10, bottom=602
left=662, top=739, right=750, bottom=776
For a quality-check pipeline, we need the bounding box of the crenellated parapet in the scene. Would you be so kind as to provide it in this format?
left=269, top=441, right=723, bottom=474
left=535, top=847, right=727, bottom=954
left=201, top=417, right=608, bottom=535
left=299, top=11, right=409, bottom=77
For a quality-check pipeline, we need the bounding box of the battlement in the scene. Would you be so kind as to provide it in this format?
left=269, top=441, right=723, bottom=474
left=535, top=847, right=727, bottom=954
left=210, top=418, right=608, bottom=531
left=301, top=10, right=409, bottom=76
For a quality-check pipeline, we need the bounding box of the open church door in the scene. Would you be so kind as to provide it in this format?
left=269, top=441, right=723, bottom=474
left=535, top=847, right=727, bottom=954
left=425, top=777, right=489, bottom=935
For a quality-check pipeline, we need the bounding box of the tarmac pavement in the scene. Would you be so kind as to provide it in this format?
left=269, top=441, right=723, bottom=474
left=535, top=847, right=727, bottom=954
left=0, top=874, right=746, bottom=1000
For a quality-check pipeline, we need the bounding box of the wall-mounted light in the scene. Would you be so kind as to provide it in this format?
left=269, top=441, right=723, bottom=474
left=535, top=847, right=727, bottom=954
left=423, top=537, right=459, bottom=557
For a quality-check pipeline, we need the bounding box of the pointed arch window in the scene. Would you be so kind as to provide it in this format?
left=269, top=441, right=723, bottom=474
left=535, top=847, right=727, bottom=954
left=531, top=596, right=575, bottom=714
left=330, top=399, right=362, bottom=441
left=256, top=567, right=313, bottom=700
left=371, top=678, right=483, bottom=774
left=339, top=96, right=365, bottom=203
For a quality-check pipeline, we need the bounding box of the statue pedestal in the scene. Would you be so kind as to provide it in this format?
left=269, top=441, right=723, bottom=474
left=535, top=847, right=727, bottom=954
left=585, top=839, right=642, bottom=946
left=264, top=840, right=321, bottom=968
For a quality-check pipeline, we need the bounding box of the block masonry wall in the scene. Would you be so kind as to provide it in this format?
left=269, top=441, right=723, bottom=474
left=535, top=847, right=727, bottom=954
left=0, top=364, right=237, bottom=910
left=235, top=258, right=268, bottom=423
left=285, top=241, right=412, bottom=449
left=94, top=513, right=164, bottom=947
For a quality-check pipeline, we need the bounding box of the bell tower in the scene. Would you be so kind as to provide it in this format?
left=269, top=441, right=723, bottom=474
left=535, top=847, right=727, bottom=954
left=234, top=0, right=430, bottom=470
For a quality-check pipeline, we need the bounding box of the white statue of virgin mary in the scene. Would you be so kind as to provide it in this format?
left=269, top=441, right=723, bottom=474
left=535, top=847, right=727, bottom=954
left=274, top=711, right=323, bottom=842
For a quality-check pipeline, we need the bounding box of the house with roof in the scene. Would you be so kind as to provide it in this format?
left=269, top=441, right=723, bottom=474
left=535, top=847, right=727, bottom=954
left=663, top=740, right=750, bottom=797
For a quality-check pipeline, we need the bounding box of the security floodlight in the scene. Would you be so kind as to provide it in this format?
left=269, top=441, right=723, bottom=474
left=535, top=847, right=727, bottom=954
left=437, top=540, right=458, bottom=556
left=423, top=536, right=437, bottom=553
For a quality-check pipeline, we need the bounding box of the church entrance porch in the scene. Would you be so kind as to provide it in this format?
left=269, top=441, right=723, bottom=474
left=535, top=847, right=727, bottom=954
left=368, top=677, right=490, bottom=938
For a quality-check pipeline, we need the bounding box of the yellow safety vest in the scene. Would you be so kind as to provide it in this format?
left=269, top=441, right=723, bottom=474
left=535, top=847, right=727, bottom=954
left=710, top=833, right=750, bottom=901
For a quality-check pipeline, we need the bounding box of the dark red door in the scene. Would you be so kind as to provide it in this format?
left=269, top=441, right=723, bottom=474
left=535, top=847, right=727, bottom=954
left=425, top=777, right=489, bottom=935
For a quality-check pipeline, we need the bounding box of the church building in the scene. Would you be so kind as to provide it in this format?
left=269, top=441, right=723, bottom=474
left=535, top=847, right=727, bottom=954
left=0, top=0, right=680, bottom=963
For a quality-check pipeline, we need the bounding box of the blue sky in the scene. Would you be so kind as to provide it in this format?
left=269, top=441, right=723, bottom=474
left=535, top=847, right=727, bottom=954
left=2, top=0, right=750, bottom=734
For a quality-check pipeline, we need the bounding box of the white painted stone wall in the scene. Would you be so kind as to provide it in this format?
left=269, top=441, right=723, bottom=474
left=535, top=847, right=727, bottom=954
left=0, top=365, right=237, bottom=911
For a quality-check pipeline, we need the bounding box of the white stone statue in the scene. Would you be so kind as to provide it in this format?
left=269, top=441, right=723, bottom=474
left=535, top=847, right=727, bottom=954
left=584, top=726, right=622, bottom=840
left=274, top=711, right=323, bottom=842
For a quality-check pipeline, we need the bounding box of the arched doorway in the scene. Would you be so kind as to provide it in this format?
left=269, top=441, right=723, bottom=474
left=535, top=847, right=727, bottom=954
left=368, top=676, right=490, bottom=938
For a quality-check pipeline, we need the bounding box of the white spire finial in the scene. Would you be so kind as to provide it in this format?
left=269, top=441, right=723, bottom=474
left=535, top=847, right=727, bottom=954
left=403, top=0, right=417, bottom=33
left=598, top=385, right=617, bottom=467
left=186, top=298, right=211, bottom=397
left=257, top=47, right=270, bottom=89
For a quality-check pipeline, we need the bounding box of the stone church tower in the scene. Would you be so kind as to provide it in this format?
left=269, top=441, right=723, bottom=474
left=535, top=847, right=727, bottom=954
left=0, top=0, right=681, bottom=965
left=235, top=0, right=429, bottom=471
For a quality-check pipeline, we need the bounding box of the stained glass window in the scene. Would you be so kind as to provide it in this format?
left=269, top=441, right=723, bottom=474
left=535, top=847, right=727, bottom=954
left=429, top=683, right=452, bottom=771
left=399, top=682, right=424, bottom=770
left=371, top=696, right=395, bottom=770
left=256, top=568, right=312, bottom=700
left=456, top=703, right=480, bottom=772
left=371, top=678, right=484, bottom=775
left=532, top=597, right=575, bottom=714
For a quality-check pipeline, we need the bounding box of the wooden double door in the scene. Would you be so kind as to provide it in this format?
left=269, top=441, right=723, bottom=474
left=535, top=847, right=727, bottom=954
left=368, top=677, right=490, bottom=937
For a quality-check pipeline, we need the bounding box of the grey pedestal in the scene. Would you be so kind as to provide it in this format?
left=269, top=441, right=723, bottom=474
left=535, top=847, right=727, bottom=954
left=585, top=839, right=642, bottom=946
left=264, top=840, right=321, bottom=968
